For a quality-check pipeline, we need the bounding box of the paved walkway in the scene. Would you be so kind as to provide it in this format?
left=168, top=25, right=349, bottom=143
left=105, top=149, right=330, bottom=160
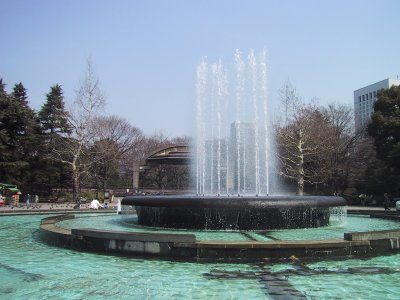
left=0, top=201, right=395, bottom=215
left=0, top=201, right=119, bottom=214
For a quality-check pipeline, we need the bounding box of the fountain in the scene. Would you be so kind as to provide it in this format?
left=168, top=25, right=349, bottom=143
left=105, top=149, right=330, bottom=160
left=123, top=195, right=346, bottom=230
left=34, top=49, right=399, bottom=275
left=122, top=49, right=347, bottom=230
left=30, top=50, right=400, bottom=298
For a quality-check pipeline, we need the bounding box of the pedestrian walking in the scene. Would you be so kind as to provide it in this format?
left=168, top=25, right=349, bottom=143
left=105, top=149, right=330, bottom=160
left=384, top=193, right=391, bottom=211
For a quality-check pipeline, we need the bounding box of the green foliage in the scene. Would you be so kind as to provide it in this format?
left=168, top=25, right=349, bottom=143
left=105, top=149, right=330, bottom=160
left=36, top=85, right=72, bottom=195
left=55, top=191, right=74, bottom=202
left=0, top=81, right=39, bottom=187
left=53, top=190, right=105, bottom=202
left=0, top=79, right=73, bottom=195
left=368, top=85, right=400, bottom=173
left=38, top=84, right=71, bottom=135
left=367, top=85, right=400, bottom=194
left=0, top=80, right=11, bottom=164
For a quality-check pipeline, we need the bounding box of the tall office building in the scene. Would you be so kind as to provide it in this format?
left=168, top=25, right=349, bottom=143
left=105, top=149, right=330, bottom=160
left=229, top=121, right=257, bottom=194
left=354, top=78, right=400, bottom=132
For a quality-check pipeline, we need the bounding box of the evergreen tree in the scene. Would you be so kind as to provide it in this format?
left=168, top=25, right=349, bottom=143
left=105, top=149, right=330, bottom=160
left=37, top=84, right=72, bottom=195
left=0, top=78, right=7, bottom=100
left=368, top=85, right=400, bottom=193
left=0, top=79, right=13, bottom=177
left=368, top=86, right=400, bottom=170
left=0, top=82, right=39, bottom=188
left=39, top=84, right=70, bottom=135
left=9, top=82, right=37, bottom=146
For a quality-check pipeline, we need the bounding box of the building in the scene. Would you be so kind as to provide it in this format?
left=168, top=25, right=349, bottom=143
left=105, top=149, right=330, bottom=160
left=132, top=144, right=191, bottom=191
left=354, top=78, right=400, bottom=132
left=229, top=121, right=257, bottom=194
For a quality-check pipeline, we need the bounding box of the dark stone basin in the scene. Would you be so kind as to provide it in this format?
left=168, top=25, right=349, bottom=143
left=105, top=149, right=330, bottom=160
left=121, top=195, right=347, bottom=230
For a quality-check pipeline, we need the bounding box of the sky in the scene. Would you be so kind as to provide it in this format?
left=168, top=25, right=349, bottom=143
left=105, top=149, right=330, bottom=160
left=1, top=0, right=400, bottom=137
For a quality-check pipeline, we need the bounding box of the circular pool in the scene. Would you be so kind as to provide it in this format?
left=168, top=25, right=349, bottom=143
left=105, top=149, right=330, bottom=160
left=2, top=213, right=400, bottom=299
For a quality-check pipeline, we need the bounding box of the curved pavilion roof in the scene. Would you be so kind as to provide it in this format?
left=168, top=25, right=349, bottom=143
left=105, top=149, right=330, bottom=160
left=145, top=144, right=192, bottom=165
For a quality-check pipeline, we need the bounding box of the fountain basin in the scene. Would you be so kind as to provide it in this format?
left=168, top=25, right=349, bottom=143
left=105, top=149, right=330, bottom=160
left=121, top=195, right=347, bottom=230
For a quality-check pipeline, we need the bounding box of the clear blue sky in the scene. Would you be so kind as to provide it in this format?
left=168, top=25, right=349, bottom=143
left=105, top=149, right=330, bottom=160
left=1, top=0, right=399, bottom=137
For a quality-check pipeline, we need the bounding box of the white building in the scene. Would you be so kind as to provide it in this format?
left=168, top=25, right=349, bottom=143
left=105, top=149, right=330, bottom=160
left=354, top=78, right=400, bottom=132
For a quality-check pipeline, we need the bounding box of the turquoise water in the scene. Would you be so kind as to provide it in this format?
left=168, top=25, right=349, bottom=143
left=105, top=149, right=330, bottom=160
left=58, top=213, right=400, bottom=241
left=1, top=213, right=400, bottom=299
left=59, top=214, right=253, bottom=241
left=269, top=214, right=400, bottom=240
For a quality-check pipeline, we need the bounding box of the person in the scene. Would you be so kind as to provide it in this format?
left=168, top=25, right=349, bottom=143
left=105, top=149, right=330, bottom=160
left=117, top=198, right=122, bottom=214
left=359, top=194, right=367, bottom=206
left=384, top=193, right=391, bottom=211
left=13, top=192, right=20, bottom=207
left=89, top=199, right=104, bottom=209
left=26, top=194, right=30, bottom=206
left=73, top=197, right=81, bottom=209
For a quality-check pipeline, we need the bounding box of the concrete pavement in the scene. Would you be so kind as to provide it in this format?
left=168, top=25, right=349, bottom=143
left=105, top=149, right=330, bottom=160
left=0, top=200, right=396, bottom=215
left=0, top=200, right=119, bottom=215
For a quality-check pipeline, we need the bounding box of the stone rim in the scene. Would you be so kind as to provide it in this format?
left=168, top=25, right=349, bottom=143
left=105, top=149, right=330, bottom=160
left=121, top=195, right=347, bottom=209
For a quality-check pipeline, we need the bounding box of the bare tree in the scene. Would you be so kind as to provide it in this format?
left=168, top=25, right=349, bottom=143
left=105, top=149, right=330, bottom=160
left=279, top=80, right=302, bottom=127
left=166, top=165, right=190, bottom=190
left=321, top=103, right=356, bottom=194
left=347, top=135, right=381, bottom=196
left=277, top=81, right=360, bottom=195
left=90, top=115, right=143, bottom=191
left=170, top=135, right=193, bottom=145
left=130, top=131, right=169, bottom=162
left=51, top=60, right=105, bottom=204
left=277, top=104, right=334, bottom=195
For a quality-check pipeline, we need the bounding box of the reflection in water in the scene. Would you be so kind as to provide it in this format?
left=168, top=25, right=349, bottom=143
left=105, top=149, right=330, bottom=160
left=0, top=214, right=400, bottom=299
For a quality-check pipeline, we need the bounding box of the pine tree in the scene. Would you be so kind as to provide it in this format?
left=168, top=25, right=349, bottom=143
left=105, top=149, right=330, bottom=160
left=37, top=84, right=72, bottom=194
left=0, top=79, right=13, bottom=178
left=39, top=84, right=71, bottom=135
left=0, top=82, right=39, bottom=188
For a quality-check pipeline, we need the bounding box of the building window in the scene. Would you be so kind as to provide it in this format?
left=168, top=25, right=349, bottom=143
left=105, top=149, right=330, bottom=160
left=374, top=91, right=377, bottom=97
left=362, top=95, right=365, bottom=101
left=369, top=92, right=372, bottom=98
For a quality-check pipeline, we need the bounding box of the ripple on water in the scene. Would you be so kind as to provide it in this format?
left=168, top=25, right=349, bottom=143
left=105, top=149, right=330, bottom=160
left=57, top=213, right=400, bottom=242
left=1, top=214, right=400, bottom=299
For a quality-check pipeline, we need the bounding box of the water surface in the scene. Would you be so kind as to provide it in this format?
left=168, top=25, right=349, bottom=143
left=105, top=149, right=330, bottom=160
left=1, top=214, right=400, bottom=299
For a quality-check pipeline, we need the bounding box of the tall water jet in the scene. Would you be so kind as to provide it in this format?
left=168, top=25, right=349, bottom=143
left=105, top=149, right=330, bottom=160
left=234, top=50, right=244, bottom=195
left=196, top=58, right=207, bottom=195
left=260, top=50, right=270, bottom=195
left=121, top=49, right=347, bottom=231
left=195, top=49, right=274, bottom=196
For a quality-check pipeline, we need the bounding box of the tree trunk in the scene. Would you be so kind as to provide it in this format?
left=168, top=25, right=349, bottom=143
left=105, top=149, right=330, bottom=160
left=72, top=155, right=80, bottom=205
left=297, top=176, right=304, bottom=196
left=296, top=130, right=305, bottom=196
left=73, top=174, right=80, bottom=204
